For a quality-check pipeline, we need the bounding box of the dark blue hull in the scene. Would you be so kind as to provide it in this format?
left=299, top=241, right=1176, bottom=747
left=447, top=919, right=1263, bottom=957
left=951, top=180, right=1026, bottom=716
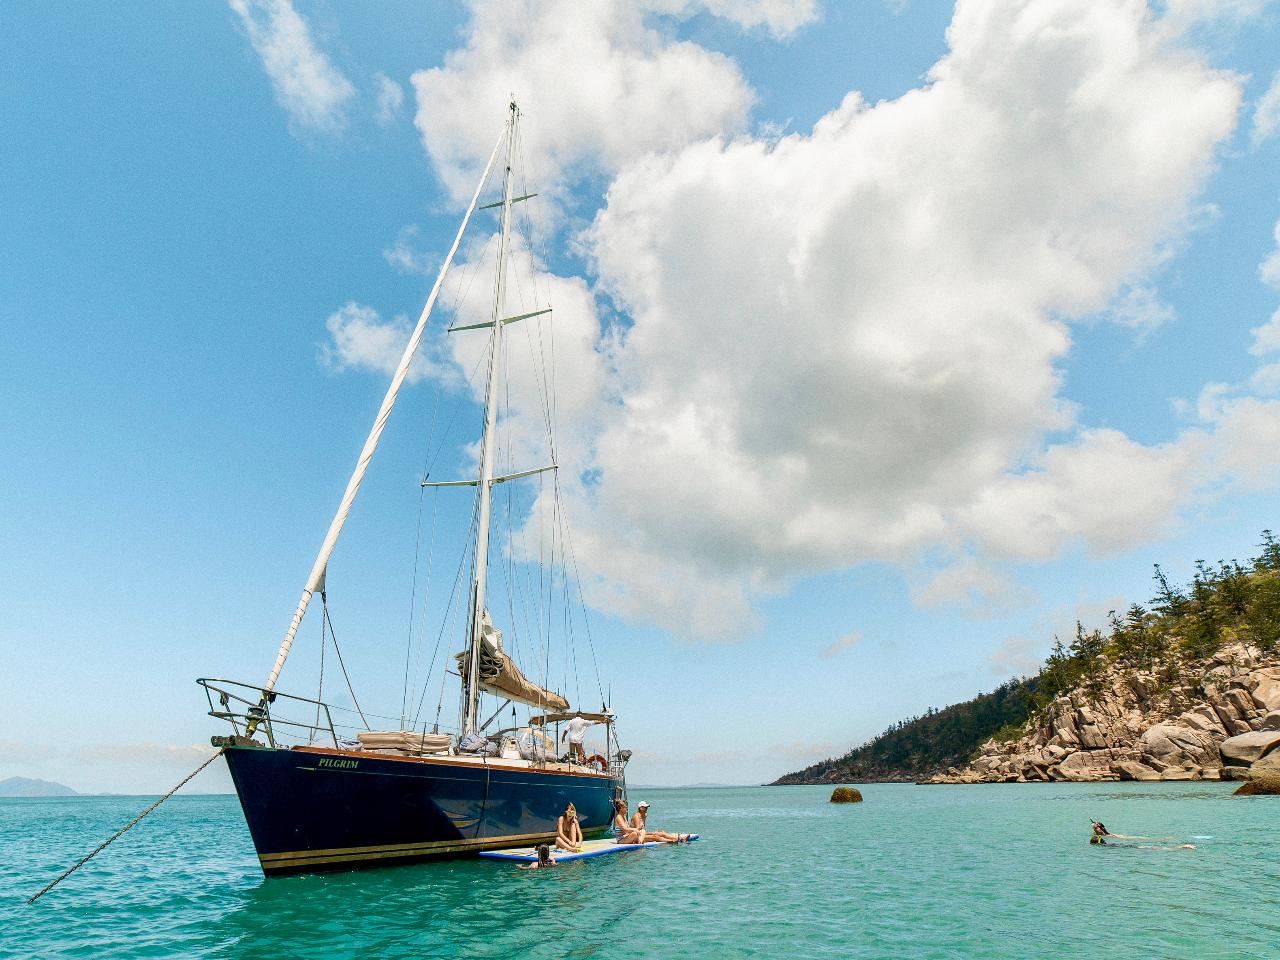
left=223, top=745, right=622, bottom=875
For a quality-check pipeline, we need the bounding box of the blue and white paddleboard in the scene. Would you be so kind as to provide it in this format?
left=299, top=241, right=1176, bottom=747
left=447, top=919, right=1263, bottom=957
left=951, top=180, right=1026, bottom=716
left=480, top=835, right=699, bottom=863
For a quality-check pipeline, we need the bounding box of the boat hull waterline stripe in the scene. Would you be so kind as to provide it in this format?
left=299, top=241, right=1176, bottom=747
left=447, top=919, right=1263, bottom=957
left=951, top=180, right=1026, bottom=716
left=259, top=832, right=574, bottom=871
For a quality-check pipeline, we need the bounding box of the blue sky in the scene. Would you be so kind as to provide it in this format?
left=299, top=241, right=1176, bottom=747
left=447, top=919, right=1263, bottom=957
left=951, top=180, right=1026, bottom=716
left=3, top=0, right=1280, bottom=793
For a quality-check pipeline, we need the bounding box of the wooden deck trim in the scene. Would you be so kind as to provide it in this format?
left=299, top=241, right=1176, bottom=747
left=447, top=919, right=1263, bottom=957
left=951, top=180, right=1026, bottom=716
left=285, top=744, right=615, bottom=779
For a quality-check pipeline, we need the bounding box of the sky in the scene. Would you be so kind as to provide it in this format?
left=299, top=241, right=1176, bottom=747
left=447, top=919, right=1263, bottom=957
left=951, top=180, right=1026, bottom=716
left=2, top=0, right=1280, bottom=794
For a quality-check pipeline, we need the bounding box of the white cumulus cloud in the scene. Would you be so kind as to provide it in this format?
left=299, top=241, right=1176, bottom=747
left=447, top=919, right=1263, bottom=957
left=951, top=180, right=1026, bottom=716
left=958, top=429, right=1206, bottom=562
left=1253, top=70, right=1280, bottom=146
left=913, top=557, right=1028, bottom=615
left=1161, top=0, right=1268, bottom=22
left=1260, top=221, right=1280, bottom=290
left=821, top=632, right=863, bottom=658
left=374, top=72, right=405, bottom=126
left=1105, top=284, right=1177, bottom=338
left=1252, top=311, right=1280, bottom=357
left=566, top=0, right=1241, bottom=633
left=351, top=0, right=1280, bottom=639
left=383, top=225, right=438, bottom=276
left=649, top=0, right=819, bottom=37
left=320, top=302, right=460, bottom=387
left=229, top=0, right=355, bottom=133
left=409, top=0, right=756, bottom=202
left=988, top=635, right=1044, bottom=676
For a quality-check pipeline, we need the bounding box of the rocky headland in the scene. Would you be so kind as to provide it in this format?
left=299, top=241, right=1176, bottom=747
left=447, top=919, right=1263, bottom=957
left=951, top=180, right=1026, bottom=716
left=775, top=534, right=1280, bottom=788
left=926, top=642, right=1280, bottom=784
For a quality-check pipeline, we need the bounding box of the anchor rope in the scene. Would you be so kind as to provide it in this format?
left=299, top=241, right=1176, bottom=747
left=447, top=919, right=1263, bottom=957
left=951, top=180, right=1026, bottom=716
left=27, top=749, right=225, bottom=905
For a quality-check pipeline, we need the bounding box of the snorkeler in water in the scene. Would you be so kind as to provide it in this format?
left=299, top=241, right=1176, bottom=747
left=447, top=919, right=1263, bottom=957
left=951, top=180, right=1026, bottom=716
left=1090, top=820, right=1195, bottom=850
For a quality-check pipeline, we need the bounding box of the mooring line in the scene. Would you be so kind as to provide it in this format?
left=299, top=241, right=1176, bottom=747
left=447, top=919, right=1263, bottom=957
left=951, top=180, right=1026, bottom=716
left=27, top=749, right=224, bottom=905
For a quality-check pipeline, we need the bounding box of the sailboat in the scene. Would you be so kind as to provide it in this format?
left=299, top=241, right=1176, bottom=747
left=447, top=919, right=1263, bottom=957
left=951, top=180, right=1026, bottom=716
left=201, top=102, right=628, bottom=876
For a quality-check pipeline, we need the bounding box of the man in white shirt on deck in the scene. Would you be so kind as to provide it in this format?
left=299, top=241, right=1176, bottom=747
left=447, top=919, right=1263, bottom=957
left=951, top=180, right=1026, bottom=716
left=561, top=713, right=597, bottom=764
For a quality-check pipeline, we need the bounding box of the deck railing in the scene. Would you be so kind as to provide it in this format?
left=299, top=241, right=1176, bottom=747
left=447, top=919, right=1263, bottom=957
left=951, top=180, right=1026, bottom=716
left=197, top=677, right=338, bottom=749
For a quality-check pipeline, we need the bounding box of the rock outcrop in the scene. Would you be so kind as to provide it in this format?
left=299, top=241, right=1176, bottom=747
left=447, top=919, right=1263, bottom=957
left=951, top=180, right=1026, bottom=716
left=925, top=644, right=1280, bottom=784
left=830, top=786, right=863, bottom=803
left=1234, top=772, right=1280, bottom=795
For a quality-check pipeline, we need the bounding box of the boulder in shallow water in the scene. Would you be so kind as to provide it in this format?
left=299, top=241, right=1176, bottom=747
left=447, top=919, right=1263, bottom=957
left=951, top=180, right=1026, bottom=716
left=1219, top=731, right=1280, bottom=766
left=830, top=787, right=863, bottom=803
left=1234, top=773, right=1280, bottom=796
left=1113, top=760, right=1160, bottom=781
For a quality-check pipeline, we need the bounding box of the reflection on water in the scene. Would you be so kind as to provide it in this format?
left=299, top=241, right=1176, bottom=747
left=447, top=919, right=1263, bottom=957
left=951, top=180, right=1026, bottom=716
left=5, top=783, right=1280, bottom=959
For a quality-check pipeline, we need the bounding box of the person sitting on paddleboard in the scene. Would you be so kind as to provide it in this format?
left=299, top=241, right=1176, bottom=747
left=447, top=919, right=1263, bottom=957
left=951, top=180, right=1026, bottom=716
left=631, top=800, right=690, bottom=843
left=519, top=844, right=557, bottom=870
left=556, top=802, right=584, bottom=852
left=612, top=799, right=647, bottom=843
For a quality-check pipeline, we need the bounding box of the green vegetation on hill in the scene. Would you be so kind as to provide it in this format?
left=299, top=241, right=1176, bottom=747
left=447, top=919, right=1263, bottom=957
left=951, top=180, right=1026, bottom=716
left=774, top=531, right=1280, bottom=785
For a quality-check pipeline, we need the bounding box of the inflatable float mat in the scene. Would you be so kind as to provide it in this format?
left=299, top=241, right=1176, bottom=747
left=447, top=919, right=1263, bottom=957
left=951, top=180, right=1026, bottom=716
left=480, top=835, right=699, bottom=863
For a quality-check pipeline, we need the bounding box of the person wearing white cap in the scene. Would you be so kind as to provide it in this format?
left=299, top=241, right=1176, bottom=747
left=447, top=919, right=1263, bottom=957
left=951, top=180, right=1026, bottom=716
left=630, top=800, right=690, bottom=843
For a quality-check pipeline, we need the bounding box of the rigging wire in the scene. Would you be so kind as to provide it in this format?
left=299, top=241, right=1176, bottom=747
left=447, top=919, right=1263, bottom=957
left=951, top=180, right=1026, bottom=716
left=398, top=194, right=495, bottom=729
left=403, top=334, right=499, bottom=728
left=553, top=469, right=606, bottom=704
left=403, top=487, right=440, bottom=722
left=401, top=483, right=431, bottom=726
left=295, top=146, right=505, bottom=737
left=321, top=594, right=368, bottom=730
left=401, top=387, right=443, bottom=727
left=515, top=120, right=553, bottom=309
left=389, top=119, right=606, bottom=737
left=410, top=494, right=482, bottom=730
left=310, top=609, right=327, bottom=744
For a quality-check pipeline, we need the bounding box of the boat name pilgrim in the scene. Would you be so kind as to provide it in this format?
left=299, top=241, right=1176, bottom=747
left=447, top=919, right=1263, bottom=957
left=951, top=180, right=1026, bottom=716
left=317, top=758, right=360, bottom=769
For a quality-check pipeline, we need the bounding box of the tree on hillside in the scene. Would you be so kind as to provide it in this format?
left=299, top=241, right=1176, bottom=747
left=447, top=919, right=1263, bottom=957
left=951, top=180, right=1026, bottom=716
left=774, top=531, right=1280, bottom=785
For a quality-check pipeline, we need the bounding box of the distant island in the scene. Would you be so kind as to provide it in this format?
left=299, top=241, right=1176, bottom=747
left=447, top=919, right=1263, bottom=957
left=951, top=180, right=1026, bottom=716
left=775, top=530, right=1280, bottom=786
left=0, top=776, right=78, bottom=797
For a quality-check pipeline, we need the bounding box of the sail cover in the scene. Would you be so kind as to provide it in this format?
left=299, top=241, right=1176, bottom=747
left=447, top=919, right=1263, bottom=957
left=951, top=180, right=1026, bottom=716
left=456, top=611, right=569, bottom=712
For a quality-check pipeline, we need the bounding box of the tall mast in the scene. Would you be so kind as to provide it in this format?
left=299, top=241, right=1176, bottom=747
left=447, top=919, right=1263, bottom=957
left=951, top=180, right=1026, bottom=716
left=462, top=101, right=520, bottom=735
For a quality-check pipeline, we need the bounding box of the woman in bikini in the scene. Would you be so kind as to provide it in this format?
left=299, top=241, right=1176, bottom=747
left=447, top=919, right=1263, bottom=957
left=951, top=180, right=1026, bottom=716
left=612, top=799, right=649, bottom=843
left=556, top=802, right=584, bottom=852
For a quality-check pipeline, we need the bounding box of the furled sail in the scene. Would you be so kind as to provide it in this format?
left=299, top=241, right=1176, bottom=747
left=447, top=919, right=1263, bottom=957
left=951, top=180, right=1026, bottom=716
left=456, top=610, right=569, bottom=712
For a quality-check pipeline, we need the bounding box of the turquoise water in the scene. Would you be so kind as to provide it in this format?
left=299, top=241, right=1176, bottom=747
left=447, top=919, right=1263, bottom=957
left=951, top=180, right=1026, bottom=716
left=3, top=783, right=1278, bottom=959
